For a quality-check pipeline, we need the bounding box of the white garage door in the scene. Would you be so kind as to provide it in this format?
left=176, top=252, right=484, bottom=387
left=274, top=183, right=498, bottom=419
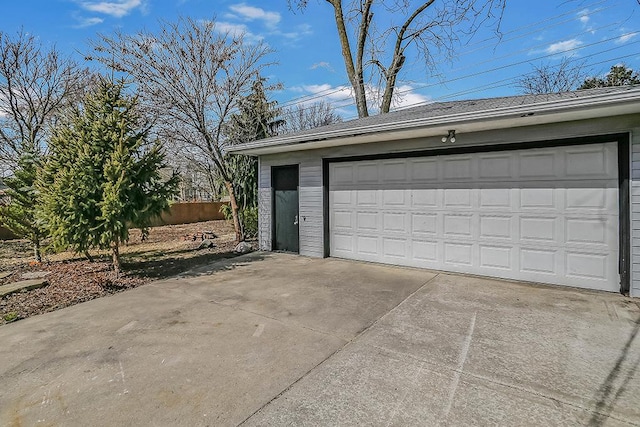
left=329, top=142, right=620, bottom=292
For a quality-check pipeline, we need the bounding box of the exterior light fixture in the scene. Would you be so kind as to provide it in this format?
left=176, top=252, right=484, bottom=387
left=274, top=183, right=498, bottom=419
left=442, top=129, right=456, bottom=143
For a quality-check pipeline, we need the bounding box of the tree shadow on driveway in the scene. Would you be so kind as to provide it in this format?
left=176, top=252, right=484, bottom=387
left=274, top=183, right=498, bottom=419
left=589, top=313, right=640, bottom=426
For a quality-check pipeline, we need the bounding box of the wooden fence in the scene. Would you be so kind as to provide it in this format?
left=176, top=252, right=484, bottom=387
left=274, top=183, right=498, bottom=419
left=0, top=202, right=229, bottom=240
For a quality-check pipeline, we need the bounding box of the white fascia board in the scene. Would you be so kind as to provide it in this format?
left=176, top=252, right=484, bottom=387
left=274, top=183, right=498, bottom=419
left=230, top=90, right=640, bottom=156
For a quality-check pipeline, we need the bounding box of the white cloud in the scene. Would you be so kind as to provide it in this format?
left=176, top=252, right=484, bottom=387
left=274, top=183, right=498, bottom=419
left=545, top=39, right=582, bottom=55
left=578, top=9, right=590, bottom=24
left=229, top=3, right=280, bottom=29
left=391, top=85, right=431, bottom=109
left=215, top=21, right=264, bottom=43
left=310, top=62, right=334, bottom=72
left=73, top=16, right=104, bottom=28
left=289, top=82, right=430, bottom=115
left=78, top=0, right=144, bottom=18
left=616, top=31, right=638, bottom=44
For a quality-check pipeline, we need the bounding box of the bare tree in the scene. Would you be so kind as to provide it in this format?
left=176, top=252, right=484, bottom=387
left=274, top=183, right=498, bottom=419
left=282, top=101, right=343, bottom=133
left=0, top=29, right=87, bottom=167
left=90, top=17, right=274, bottom=242
left=288, top=0, right=505, bottom=117
left=518, top=58, right=588, bottom=94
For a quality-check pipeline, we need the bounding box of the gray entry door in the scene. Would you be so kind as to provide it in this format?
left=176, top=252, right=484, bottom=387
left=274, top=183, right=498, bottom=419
left=273, top=165, right=299, bottom=253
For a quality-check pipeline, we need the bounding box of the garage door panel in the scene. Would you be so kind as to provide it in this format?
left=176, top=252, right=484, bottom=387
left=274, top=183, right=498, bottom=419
left=412, top=213, right=437, bottom=235
left=479, top=245, right=513, bottom=270
left=520, top=188, right=556, bottom=209
left=478, top=153, right=514, bottom=179
left=356, top=190, right=377, bottom=206
left=519, top=248, right=558, bottom=275
left=565, top=186, right=611, bottom=210
left=565, top=145, right=617, bottom=178
left=383, top=238, right=407, bottom=258
left=355, top=211, right=377, bottom=231
left=520, top=216, right=557, bottom=243
left=329, top=142, right=620, bottom=292
left=410, top=158, right=438, bottom=181
left=479, top=215, right=512, bottom=240
left=332, top=164, right=354, bottom=185
left=356, top=236, right=378, bottom=256
left=356, top=163, right=379, bottom=183
left=383, top=212, right=408, bottom=233
left=519, top=151, right=557, bottom=178
left=412, top=189, right=439, bottom=207
left=332, top=233, right=354, bottom=254
left=412, top=240, right=438, bottom=262
left=332, top=210, right=353, bottom=229
left=479, top=188, right=512, bottom=209
left=444, top=243, right=474, bottom=266
left=382, top=189, right=407, bottom=206
left=331, top=190, right=352, bottom=205
left=443, top=156, right=474, bottom=180
left=382, top=161, right=408, bottom=182
left=565, top=217, right=607, bottom=245
left=444, top=214, right=474, bottom=237
left=444, top=188, right=473, bottom=208
left=565, top=251, right=613, bottom=282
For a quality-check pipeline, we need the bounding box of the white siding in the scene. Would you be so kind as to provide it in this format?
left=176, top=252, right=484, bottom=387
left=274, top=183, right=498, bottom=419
left=630, top=128, right=640, bottom=297
left=299, top=159, right=324, bottom=257
left=258, top=158, right=271, bottom=251
left=258, top=156, right=324, bottom=257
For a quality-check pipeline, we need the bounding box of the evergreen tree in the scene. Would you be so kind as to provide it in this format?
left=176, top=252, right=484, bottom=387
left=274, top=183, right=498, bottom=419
left=40, top=78, right=178, bottom=275
left=222, top=79, right=281, bottom=238
left=0, top=148, right=46, bottom=261
left=579, top=65, right=640, bottom=89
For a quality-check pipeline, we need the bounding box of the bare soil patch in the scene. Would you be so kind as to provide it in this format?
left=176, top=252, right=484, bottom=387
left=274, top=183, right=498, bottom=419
left=0, top=220, right=241, bottom=325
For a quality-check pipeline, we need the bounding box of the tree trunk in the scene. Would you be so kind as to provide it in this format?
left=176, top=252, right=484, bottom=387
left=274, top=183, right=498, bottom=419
left=33, top=240, right=41, bottom=263
left=225, top=180, right=244, bottom=243
left=112, top=241, right=121, bottom=277
left=329, top=0, right=369, bottom=118
left=84, top=250, right=95, bottom=262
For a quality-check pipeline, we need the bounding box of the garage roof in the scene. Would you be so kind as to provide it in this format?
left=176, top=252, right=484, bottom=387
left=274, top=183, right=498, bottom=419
left=229, top=85, right=640, bottom=156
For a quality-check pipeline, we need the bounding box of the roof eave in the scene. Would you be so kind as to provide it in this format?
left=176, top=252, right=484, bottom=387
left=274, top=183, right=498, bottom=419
left=230, top=89, right=640, bottom=156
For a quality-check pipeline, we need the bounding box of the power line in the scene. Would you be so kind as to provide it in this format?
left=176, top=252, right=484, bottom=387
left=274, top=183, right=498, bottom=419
left=275, top=1, right=615, bottom=109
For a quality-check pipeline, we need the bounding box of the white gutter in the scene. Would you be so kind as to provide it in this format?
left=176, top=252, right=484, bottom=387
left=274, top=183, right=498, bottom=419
left=230, top=88, right=640, bottom=156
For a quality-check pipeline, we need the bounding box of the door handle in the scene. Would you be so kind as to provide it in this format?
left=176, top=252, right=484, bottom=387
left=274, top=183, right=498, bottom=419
left=294, top=215, right=299, bottom=225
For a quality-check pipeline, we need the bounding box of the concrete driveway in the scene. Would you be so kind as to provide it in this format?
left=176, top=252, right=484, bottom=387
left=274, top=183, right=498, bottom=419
left=0, top=253, right=639, bottom=426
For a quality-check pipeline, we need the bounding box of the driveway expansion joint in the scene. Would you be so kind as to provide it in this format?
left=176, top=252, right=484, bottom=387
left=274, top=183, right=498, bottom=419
left=238, top=272, right=441, bottom=426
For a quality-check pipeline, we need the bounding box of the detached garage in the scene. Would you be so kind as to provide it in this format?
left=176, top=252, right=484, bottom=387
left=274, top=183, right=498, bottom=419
left=229, top=86, right=640, bottom=297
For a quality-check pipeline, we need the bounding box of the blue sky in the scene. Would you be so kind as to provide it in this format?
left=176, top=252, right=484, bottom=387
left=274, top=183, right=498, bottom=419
left=1, top=0, right=639, bottom=119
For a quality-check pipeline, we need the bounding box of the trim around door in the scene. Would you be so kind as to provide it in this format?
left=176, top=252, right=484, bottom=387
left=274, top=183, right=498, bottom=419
left=322, top=133, right=631, bottom=294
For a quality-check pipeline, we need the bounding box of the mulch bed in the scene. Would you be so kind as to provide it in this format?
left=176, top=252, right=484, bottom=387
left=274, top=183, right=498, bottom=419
left=0, top=261, right=145, bottom=324
left=0, top=220, right=244, bottom=325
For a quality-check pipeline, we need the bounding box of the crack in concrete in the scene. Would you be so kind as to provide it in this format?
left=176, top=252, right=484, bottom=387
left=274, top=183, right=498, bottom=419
left=236, top=273, right=441, bottom=426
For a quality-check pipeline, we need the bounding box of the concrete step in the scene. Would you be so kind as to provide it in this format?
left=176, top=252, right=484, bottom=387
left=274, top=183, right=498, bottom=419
left=0, top=279, right=48, bottom=298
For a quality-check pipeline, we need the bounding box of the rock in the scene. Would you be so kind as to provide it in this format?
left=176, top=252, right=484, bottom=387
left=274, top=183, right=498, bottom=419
left=21, top=271, right=50, bottom=280
left=0, top=272, right=12, bottom=280
left=234, top=241, right=253, bottom=254
left=198, top=239, right=216, bottom=249
left=0, top=279, right=49, bottom=298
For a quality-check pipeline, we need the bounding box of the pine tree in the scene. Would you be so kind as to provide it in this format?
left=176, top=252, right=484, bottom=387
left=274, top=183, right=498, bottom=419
left=0, top=148, right=46, bottom=261
left=579, top=65, right=640, bottom=89
left=222, top=79, right=281, bottom=238
left=40, top=78, right=178, bottom=275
